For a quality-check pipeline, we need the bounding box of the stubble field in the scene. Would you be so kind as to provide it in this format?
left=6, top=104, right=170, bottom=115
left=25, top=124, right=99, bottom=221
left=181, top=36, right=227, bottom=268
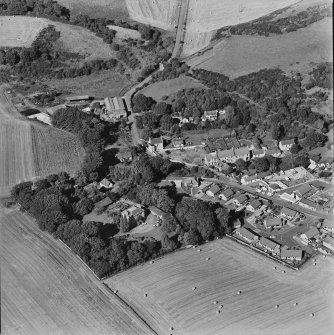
left=105, top=239, right=334, bottom=335
left=1, top=209, right=154, bottom=335
left=188, top=18, right=333, bottom=78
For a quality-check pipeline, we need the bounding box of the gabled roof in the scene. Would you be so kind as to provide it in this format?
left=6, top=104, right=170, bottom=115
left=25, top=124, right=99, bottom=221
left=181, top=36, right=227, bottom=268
left=95, top=197, right=113, bottom=208
left=323, top=236, right=334, bottom=246
left=259, top=236, right=279, bottom=250
left=220, top=188, right=234, bottom=198
left=266, top=148, right=281, bottom=155
left=265, top=217, right=282, bottom=227
left=269, top=184, right=281, bottom=190
left=149, top=206, right=166, bottom=217
left=281, top=207, right=297, bottom=218
left=295, top=184, right=313, bottom=196
left=253, top=148, right=265, bottom=155
left=280, top=139, right=295, bottom=145
left=100, top=178, right=113, bottom=188
left=149, top=137, right=163, bottom=145
left=218, top=148, right=234, bottom=158
left=281, top=249, right=303, bottom=259
left=303, top=227, right=319, bottom=239
left=236, top=194, right=248, bottom=204
left=204, top=110, right=218, bottom=116
left=299, top=198, right=317, bottom=209
left=243, top=175, right=259, bottom=182
left=257, top=171, right=271, bottom=179
left=236, top=227, right=257, bottom=240
left=208, top=184, right=220, bottom=195
left=249, top=199, right=262, bottom=209
left=234, top=147, right=250, bottom=156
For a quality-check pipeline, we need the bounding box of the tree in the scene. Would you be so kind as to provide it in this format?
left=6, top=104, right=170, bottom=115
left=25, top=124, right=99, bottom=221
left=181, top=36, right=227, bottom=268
left=253, top=157, right=270, bottom=172
left=161, top=234, right=177, bottom=251
left=38, top=210, right=69, bottom=233
left=132, top=94, right=155, bottom=113
left=74, top=198, right=94, bottom=216
left=153, top=102, right=172, bottom=115
left=160, top=114, right=173, bottom=131
left=183, top=229, right=201, bottom=245
left=290, top=143, right=301, bottom=155
left=215, top=206, right=230, bottom=234
left=235, top=158, right=247, bottom=172
left=271, top=125, right=284, bottom=140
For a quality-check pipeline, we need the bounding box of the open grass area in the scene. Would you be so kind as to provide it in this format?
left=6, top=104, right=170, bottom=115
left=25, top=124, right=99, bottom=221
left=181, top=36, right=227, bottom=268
left=168, top=147, right=206, bottom=165
left=107, top=25, right=141, bottom=39
left=139, top=76, right=207, bottom=101
left=188, top=18, right=332, bottom=78
left=1, top=209, right=154, bottom=335
left=0, top=16, right=48, bottom=47
left=105, top=238, right=334, bottom=335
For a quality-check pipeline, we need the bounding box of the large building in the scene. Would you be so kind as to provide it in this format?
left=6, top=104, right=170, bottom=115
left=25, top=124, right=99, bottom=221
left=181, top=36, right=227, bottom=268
left=104, top=97, right=127, bottom=121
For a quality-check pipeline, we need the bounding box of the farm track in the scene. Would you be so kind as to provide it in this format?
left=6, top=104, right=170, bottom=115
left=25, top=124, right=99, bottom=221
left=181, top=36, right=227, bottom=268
left=1, top=209, right=155, bottom=335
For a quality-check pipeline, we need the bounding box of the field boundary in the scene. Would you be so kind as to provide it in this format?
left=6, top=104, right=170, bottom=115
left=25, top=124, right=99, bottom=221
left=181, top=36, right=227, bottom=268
left=102, top=282, right=159, bottom=335
left=226, top=234, right=300, bottom=270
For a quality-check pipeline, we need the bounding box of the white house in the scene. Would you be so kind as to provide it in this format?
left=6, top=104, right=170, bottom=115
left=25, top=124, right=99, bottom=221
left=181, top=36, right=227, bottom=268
left=280, top=249, right=303, bottom=261
left=147, top=137, right=164, bottom=153
left=279, top=139, right=295, bottom=151
left=202, top=110, right=219, bottom=121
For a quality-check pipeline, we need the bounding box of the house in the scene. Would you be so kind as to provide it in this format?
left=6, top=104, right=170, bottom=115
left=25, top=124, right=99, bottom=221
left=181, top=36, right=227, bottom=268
left=235, top=227, right=258, bottom=243
left=149, top=206, right=166, bottom=220
left=241, top=174, right=259, bottom=185
left=301, top=227, right=319, bottom=242
left=217, top=148, right=235, bottom=163
left=233, top=194, right=248, bottom=207
left=84, top=182, right=98, bottom=193
left=66, top=95, right=92, bottom=102
left=323, top=236, right=334, bottom=252
left=281, top=207, right=298, bottom=220
left=204, top=152, right=219, bottom=166
left=234, top=147, right=251, bottom=161
left=219, top=188, right=234, bottom=201
left=202, top=110, right=219, bottom=121
left=322, top=219, right=334, bottom=234
left=116, top=151, right=132, bottom=162
left=265, top=148, right=281, bottom=157
left=292, top=184, right=313, bottom=200
left=299, top=198, right=317, bottom=211
left=121, top=205, right=145, bottom=220
left=258, top=236, right=280, bottom=255
left=264, top=217, right=282, bottom=229
left=206, top=184, right=221, bottom=197
left=172, top=136, right=185, bottom=148
left=104, top=97, right=127, bottom=120
left=147, top=137, right=164, bottom=153
left=280, top=191, right=299, bottom=203
left=280, top=249, right=303, bottom=261
left=247, top=199, right=262, bottom=212
left=99, top=178, right=113, bottom=190
left=184, top=177, right=199, bottom=188
left=95, top=197, right=113, bottom=209
left=279, top=139, right=295, bottom=151
left=252, top=148, right=265, bottom=158
left=218, top=147, right=251, bottom=163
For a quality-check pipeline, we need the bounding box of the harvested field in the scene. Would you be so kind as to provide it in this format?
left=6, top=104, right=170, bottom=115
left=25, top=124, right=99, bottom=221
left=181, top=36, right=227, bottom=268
left=105, top=239, right=334, bottom=335
left=139, top=76, right=207, bottom=101
left=1, top=209, right=154, bottom=335
left=107, top=25, right=141, bottom=39
left=183, top=0, right=300, bottom=55
left=125, top=0, right=178, bottom=31
left=57, top=0, right=129, bottom=19
left=0, top=87, right=84, bottom=198
left=0, top=16, right=48, bottom=47
left=188, top=18, right=333, bottom=78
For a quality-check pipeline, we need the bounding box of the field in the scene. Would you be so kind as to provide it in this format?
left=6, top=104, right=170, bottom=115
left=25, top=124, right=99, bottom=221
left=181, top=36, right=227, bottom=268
left=187, top=18, right=333, bottom=78
left=0, top=16, right=48, bottom=47
left=1, top=208, right=154, bottom=335
left=107, top=25, right=141, bottom=39
left=0, top=87, right=84, bottom=198
left=57, top=0, right=129, bottom=19
left=125, top=0, right=178, bottom=31
left=139, top=76, right=207, bottom=101
left=183, top=0, right=300, bottom=55
left=105, top=238, right=334, bottom=335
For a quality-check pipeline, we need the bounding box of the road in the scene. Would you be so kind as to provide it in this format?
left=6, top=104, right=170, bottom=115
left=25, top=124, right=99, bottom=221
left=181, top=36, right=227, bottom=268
left=172, top=0, right=190, bottom=59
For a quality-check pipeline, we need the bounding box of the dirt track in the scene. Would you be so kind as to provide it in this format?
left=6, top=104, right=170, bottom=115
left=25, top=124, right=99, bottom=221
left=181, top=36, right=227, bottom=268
left=1, top=209, right=154, bottom=335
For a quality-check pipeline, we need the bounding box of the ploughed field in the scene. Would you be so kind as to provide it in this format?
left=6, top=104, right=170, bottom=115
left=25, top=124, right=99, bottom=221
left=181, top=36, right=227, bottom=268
left=105, top=239, right=334, bottom=335
left=1, top=209, right=154, bottom=335
left=0, top=88, right=84, bottom=198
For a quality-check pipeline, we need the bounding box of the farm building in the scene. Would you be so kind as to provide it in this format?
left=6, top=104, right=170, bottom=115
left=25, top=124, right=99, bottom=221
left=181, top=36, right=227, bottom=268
left=104, top=97, right=127, bottom=121
left=95, top=197, right=113, bottom=209
left=298, top=198, right=318, bottom=211
left=301, top=227, right=319, bottom=243
left=219, top=188, right=234, bottom=201
left=264, top=217, right=282, bottom=229
left=280, top=249, right=303, bottom=261
left=258, top=237, right=280, bottom=255
left=247, top=199, right=262, bottom=212
left=233, top=194, right=248, bottom=207
left=235, top=227, right=258, bottom=243
left=27, top=112, right=52, bottom=125
left=121, top=205, right=145, bottom=221
left=281, top=207, right=298, bottom=220
left=147, top=137, right=164, bottom=153
left=323, top=236, right=334, bottom=252
left=66, top=95, right=92, bottom=102
left=279, top=139, right=295, bottom=151
left=206, top=184, right=221, bottom=197
left=149, top=206, right=166, bottom=220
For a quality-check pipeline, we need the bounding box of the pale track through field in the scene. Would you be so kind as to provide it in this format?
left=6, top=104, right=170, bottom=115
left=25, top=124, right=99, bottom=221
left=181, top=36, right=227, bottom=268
left=1, top=209, right=155, bottom=335
left=105, top=238, right=334, bottom=335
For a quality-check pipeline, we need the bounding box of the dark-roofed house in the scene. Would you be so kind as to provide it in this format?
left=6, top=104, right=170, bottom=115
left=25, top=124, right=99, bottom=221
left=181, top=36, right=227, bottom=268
left=301, top=227, right=319, bottom=242
left=247, top=199, right=262, bottom=212
left=95, top=197, right=113, bottom=209
left=293, top=184, right=313, bottom=200
left=279, top=139, right=295, bottom=151
left=219, top=188, right=234, bottom=201
left=233, top=194, right=248, bottom=207
left=299, top=198, right=317, bottom=211
left=264, top=217, right=282, bottom=229
left=281, top=207, right=298, bottom=220
left=206, top=184, right=221, bottom=197
left=235, top=227, right=258, bottom=243
left=258, top=237, right=280, bottom=255
left=149, top=206, right=166, bottom=219
left=280, top=249, right=303, bottom=261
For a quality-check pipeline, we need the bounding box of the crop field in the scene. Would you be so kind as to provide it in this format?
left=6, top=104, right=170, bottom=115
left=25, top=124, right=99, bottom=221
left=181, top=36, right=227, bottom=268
left=139, top=76, right=207, bottom=101
left=57, top=0, right=129, bottom=19
left=0, top=16, right=48, bottom=47
left=0, top=87, right=84, bottom=198
left=188, top=18, right=333, bottom=78
left=125, top=0, right=178, bottom=31
left=183, top=0, right=300, bottom=55
left=1, top=209, right=154, bottom=335
left=105, top=238, right=334, bottom=335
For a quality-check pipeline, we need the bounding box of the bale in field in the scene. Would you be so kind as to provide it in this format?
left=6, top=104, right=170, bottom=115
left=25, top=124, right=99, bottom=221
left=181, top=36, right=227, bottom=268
left=213, top=301, right=218, bottom=305
left=192, top=286, right=197, bottom=290
left=275, top=305, right=279, bottom=309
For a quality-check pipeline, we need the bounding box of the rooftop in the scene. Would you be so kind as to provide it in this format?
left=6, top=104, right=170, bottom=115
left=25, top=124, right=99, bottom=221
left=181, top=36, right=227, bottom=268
left=299, top=198, right=317, bottom=209
left=303, top=227, right=319, bottom=239
left=281, top=249, right=303, bottom=259
left=249, top=199, right=262, bottom=209
left=234, top=147, right=250, bottom=156
left=265, top=217, right=282, bottom=227
left=149, top=206, right=166, bottom=217
left=281, top=207, right=297, bottom=218
left=323, top=236, right=334, bottom=245
left=236, top=194, right=248, bottom=204
left=95, top=197, right=113, bottom=209
left=280, top=139, right=295, bottom=145
left=236, top=227, right=257, bottom=240
left=149, top=137, right=163, bottom=145
left=208, top=184, right=220, bottom=195
left=259, top=236, right=279, bottom=250
left=221, top=188, right=234, bottom=198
